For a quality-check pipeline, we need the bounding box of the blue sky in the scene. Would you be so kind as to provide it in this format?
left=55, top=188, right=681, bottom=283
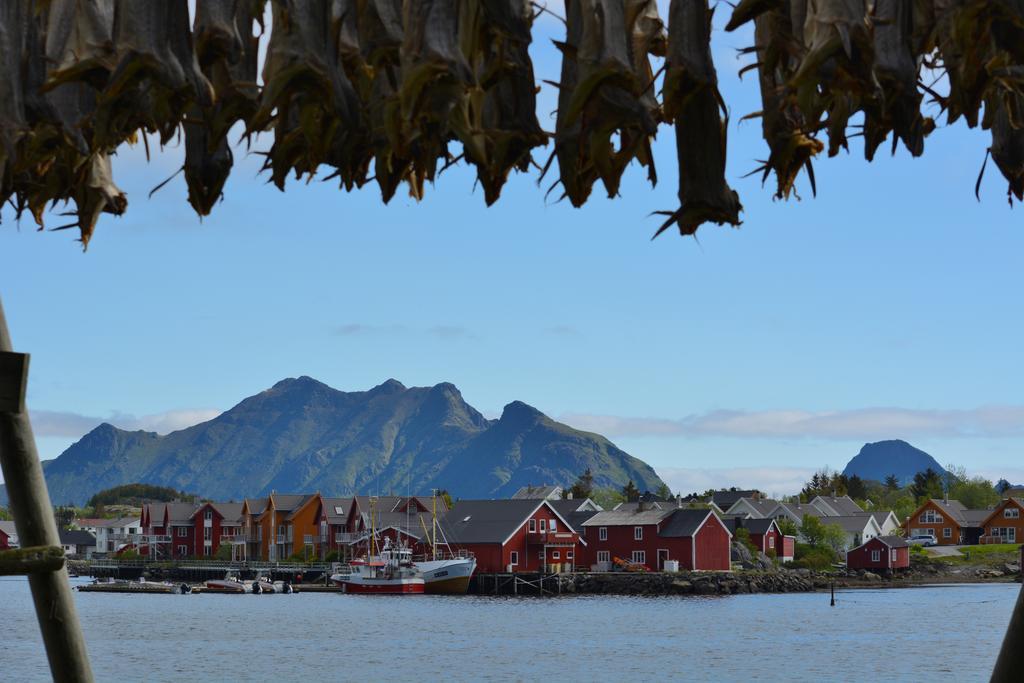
left=2, top=6, right=1022, bottom=496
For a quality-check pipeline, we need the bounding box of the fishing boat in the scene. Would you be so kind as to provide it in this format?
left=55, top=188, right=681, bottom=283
left=331, top=537, right=425, bottom=594
left=413, top=492, right=476, bottom=594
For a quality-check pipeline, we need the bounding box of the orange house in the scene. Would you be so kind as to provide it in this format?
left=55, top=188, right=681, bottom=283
left=979, top=498, right=1024, bottom=545
left=256, top=493, right=324, bottom=561
left=902, top=499, right=986, bottom=545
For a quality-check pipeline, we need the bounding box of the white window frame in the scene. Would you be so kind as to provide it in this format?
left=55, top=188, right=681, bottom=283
left=176, top=527, right=187, bottom=538
left=634, top=526, right=643, bottom=541
left=204, top=509, right=213, bottom=520
left=597, top=550, right=610, bottom=563
left=871, top=550, right=880, bottom=562
left=203, top=545, right=211, bottom=556
left=567, top=551, right=574, bottom=560
left=631, top=550, right=646, bottom=565
left=550, top=519, right=557, bottom=533
left=1005, top=508, right=1020, bottom=519
left=509, top=551, right=519, bottom=566
left=943, top=527, right=952, bottom=539
left=177, top=545, right=187, bottom=556
left=768, top=535, right=775, bottom=549
left=204, top=527, right=211, bottom=541
left=539, top=519, right=546, bottom=533
left=552, top=551, right=560, bottom=560
left=598, top=527, right=607, bottom=541
left=529, top=519, right=536, bottom=533
left=890, top=549, right=897, bottom=563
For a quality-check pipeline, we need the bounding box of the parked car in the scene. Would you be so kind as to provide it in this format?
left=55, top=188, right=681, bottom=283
left=907, top=535, right=937, bottom=547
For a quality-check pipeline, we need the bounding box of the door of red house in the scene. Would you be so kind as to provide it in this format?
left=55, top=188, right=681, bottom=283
left=657, top=549, right=669, bottom=571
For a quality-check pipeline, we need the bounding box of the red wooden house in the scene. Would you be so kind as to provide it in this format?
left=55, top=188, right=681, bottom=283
left=142, top=502, right=200, bottom=559
left=724, top=517, right=793, bottom=562
left=0, top=523, right=10, bottom=550
left=438, top=499, right=584, bottom=573
left=846, top=535, right=910, bottom=572
left=979, top=497, right=1024, bottom=545
left=581, top=506, right=732, bottom=571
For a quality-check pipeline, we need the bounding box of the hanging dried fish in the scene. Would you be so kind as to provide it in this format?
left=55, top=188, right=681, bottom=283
left=989, top=95, right=1024, bottom=202
left=790, top=0, right=878, bottom=156
left=42, top=0, right=116, bottom=91
left=0, top=0, right=33, bottom=217
left=91, top=0, right=214, bottom=150
left=398, top=0, right=473, bottom=192
left=655, top=0, right=740, bottom=236
left=548, top=0, right=660, bottom=207
left=184, top=0, right=263, bottom=216
left=862, top=0, right=932, bottom=160
left=456, top=0, right=547, bottom=205
left=355, top=0, right=417, bottom=201
left=250, top=0, right=360, bottom=189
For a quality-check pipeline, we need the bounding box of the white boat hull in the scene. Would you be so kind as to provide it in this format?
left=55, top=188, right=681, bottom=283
left=415, top=557, right=476, bottom=594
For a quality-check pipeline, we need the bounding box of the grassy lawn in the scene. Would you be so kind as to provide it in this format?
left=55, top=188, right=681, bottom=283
left=934, top=544, right=1021, bottom=565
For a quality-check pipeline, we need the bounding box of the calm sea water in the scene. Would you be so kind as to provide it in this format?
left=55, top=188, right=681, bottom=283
left=1, top=577, right=1018, bottom=682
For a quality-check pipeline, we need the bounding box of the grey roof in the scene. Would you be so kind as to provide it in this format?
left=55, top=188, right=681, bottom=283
left=0, top=520, right=17, bottom=538
left=855, top=511, right=897, bottom=527
left=165, top=503, right=200, bottom=524
left=811, top=496, right=864, bottom=516
left=582, top=509, right=675, bottom=527
left=322, top=497, right=353, bottom=524
left=728, top=497, right=780, bottom=518
left=659, top=509, right=722, bottom=538
left=711, top=490, right=761, bottom=510
left=85, top=516, right=140, bottom=528
left=960, top=509, right=991, bottom=525
left=724, top=517, right=777, bottom=535
left=547, top=500, right=601, bottom=533
left=59, top=529, right=96, bottom=546
left=511, top=485, right=562, bottom=500
left=244, top=498, right=267, bottom=516
left=823, top=515, right=878, bottom=534
left=210, top=502, right=244, bottom=524
left=439, top=500, right=560, bottom=544
left=271, top=494, right=314, bottom=514
left=874, top=535, right=909, bottom=549
left=926, top=499, right=990, bottom=526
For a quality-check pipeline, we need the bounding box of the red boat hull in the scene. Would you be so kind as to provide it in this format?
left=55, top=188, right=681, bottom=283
left=341, top=580, right=424, bottom=594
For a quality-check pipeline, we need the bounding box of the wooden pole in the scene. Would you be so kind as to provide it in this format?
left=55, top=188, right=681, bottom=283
left=0, top=295, right=94, bottom=682
left=992, top=571, right=1024, bottom=681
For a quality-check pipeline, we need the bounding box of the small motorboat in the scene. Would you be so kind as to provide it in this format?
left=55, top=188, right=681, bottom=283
left=204, top=574, right=247, bottom=594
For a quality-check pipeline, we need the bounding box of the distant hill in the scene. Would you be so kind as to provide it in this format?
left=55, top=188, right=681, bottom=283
left=842, top=440, right=948, bottom=484
left=28, top=377, right=667, bottom=506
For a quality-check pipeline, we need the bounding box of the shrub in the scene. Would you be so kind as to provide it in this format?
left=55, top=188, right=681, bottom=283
left=734, top=528, right=758, bottom=556
left=324, top=551, right=341, bottom=563
left=790, top=543, right=836, bottom=571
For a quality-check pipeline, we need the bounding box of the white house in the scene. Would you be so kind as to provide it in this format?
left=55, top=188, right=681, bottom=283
left=75, top=517, right=141, bottom=555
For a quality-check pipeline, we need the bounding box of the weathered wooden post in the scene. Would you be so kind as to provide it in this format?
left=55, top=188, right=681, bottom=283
left=0, top=296, right=94, bottom=682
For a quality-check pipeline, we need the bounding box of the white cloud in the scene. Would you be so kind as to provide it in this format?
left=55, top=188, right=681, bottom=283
left=561, top=406, right=1024, bottom=441
left=31, top=408, right=222, bottom=438
left=656, top=466, right=816, bottom=498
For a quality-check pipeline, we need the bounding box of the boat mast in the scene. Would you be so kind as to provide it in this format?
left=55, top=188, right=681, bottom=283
left=432, top=490, right=437, bottom=561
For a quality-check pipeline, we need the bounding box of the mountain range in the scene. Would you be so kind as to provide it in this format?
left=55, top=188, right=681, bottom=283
left=0, top=377, right=666, bottom=506
left=841, top=439, right=948, bottom=484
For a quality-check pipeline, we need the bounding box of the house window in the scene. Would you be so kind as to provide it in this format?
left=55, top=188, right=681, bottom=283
left=631, top=551, right=646, bottom=565
left=890, top=549, right=897, bottom=563
left=768, top=536, right=775, bottom=549
left=539, top=519, right=546, bottom=533
left=204, top=527, right=211, bottom=541
left=550, top=519, right=557, bottom=533
left=552, top=551, right=560, bottom=560
left=1005, top=508, right=1020, bottom=519
left=921, top=510, right=943, bottom=524
left=871, top=550, right=880, bottom=562
left=599, top=527, right=607, bottom=541
left=529, top=519, right=536, bottom=533
left=567, top=551, right=574, bottom=560
left=177, top=545, right=187, bottom=556
left=597, top=551, right=610, bottom=563
left=943, top=528, right=952, bottom=539
left=204, top=509, right=212, bottom=520
left=176, top=527, right=187, bottom=538
left=203, top=545, right=211, bottom=556
left=634, top=526, right=643, bottom=541
left=510, top=551, right=519, bottom=566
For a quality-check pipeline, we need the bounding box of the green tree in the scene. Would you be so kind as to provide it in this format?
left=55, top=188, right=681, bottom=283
left=621, top=480, right=640, bottom=502
left=567, top=469, right=594, bottom=500
left=733, top=527, right=758, bottom=555
left=846, top=475, right=867, bottom=501
left=948, top=476, right=1000, bottom=509
left=910, top=468, right=944, bottom=503
left=821, top=523, right=847, bottom=553
left=776, top=517, right=798, bottom=537
left=655, top=482, right=672, bottom=500
left=800, top=515, right=826, bottom=548
left=0, top=506, right=12, bottom=521
left=884, top=474, right=900, bottom=491
left=213, top=544, right=234, bottom=561
left=436, top=489, right=454, bottom=510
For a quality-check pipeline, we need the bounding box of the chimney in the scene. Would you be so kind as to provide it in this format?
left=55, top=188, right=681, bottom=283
left=637, top=500, right=646, bottom=513
left=677, top=495, right=683, bottom=509
left=567, top=492, right=574, bottom=500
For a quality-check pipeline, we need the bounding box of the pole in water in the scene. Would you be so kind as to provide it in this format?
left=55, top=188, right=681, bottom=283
left=830, top=580, right=835, bottom=607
